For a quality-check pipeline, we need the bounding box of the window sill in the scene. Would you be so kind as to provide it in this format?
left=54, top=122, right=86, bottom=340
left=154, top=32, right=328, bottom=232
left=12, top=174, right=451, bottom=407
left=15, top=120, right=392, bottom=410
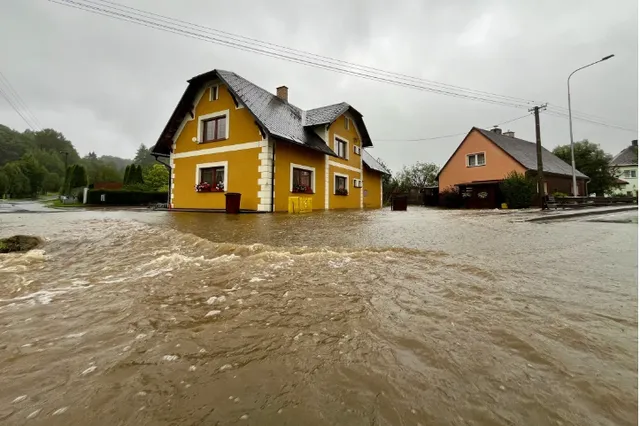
left=291, top=190, right=314, bottom=195
left=196, top=190, right=225, bottom=193
left=466, top=164, right=486, bottom=168
left=199, top=138, right=228, bottom=144
left=334, top=193, right=349, bottom=196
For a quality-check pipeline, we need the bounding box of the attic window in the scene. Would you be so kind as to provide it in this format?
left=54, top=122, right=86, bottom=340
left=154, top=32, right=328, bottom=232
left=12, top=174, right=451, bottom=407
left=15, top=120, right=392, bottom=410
left=209, top=85, right=219, bottom=101
left=344, top=117, right=350, bottom=130
left=467, top=152, right=486, bottom=167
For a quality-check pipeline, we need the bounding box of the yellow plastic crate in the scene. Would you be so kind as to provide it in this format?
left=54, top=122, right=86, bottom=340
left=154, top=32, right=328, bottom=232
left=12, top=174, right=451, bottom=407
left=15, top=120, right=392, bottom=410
left=288, top=196, right=313, bottom=213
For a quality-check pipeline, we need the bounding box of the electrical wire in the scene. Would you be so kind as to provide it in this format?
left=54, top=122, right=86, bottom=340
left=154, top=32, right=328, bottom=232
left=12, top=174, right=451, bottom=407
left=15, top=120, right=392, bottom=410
left=0, top=71, right=43, bottom=130
left=0, top=85, right=39, bottom=131
left=48, top=0, right=534, bottom=109
left=49, top=0, right=638, bottom=133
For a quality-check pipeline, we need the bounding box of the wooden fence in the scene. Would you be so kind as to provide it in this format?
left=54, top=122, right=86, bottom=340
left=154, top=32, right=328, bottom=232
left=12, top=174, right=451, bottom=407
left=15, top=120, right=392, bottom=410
left=554, top=196, right=637, bottom=209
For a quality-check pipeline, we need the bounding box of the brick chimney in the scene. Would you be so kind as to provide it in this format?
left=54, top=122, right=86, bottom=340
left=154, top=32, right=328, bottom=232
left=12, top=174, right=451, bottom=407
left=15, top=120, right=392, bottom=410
left=632, top=140, right=637, bottom=147
left=491, top=127, right=502, bottom=135
left=503, top=130, right=515, bottom=138
left=276, top=86, right=288, bottom=102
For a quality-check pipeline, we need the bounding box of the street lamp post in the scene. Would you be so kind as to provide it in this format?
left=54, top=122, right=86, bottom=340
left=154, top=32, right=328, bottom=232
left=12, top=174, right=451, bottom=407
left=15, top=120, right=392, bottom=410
left=567, top=54, right=614, bottom=196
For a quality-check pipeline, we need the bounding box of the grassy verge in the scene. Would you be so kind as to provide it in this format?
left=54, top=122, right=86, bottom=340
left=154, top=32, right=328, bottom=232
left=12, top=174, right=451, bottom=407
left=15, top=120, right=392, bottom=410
left=43, top=199, right=85, bottom=208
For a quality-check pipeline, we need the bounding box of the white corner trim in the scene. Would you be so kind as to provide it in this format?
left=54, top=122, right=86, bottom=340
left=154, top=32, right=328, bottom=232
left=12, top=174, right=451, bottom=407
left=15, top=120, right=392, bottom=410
left=333, top=134, right=349, bottom=160
left=333, top=171, right=350, bottom=195
left=196, top=109, right=230, bottom=143
left=289, top=163, right=316, bottom=193
left=195, top=160, right=228, bottom=189
left=380, top=176, right=383, bottom=208
left=324, top=155, right=330, bottom=209
left=328, top=160, right=361, bottom=173
left=173, top=141, right=261, bottom=159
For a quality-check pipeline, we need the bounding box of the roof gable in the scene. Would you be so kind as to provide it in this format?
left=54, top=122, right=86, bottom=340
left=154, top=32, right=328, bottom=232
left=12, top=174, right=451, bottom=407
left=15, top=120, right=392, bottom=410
left=152, top=69, right=372, bottom=156
left=476, top=128, right=588, bottom=178
left=610, top=145, right=638, bottom=166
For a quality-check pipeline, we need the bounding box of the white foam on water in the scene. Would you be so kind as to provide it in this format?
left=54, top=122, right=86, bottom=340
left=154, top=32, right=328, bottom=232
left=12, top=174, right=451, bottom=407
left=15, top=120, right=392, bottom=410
left=205, top=310, right=221, bottom=317
left=206, top=295, right=226, bottom=305
left=65, top=332, right=86, bottom=339
left=189, top=365, right=196, bottom=371
left=162, top=355, right=178, bottom=361
left=250, top=290, right=258, bottom=295
left=12, top=395, right=27, bottom=403
left=220, top=364, right=232, bottom=371
left=240, top=414, right=249, bottom=420
left=135, top=333, right=147, bottom=340
left=293, top=332, right=303, bottom=341
left=52, top=407, right=68, bottom=415
left=81, top=366, right=97, bottom=375
left=249, top=277, right=265, bottom=283
left=26, top=409, right=41, bottom=419
left=328, top=257, right=352, bottom=268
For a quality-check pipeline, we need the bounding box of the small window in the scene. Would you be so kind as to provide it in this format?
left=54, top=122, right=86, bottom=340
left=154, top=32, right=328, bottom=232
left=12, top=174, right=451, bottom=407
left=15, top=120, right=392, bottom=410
left=210, top=86, right=219, bottom=101
left=292, top=167, right=313, bottom=193
left=353, top=145, right=361, bottom=155
left=335, top=175, right=348, bottom=195
left=623, top=169, right=637, bottom=178
left=202, top=115, right=227, bottom=142
left=199, top=166, right=225, bottom=191
left=335, top=138, right=348, bottom=159
left=467, top=152, right=486, bottom=167
left=344, top=117, right=350, bottom=130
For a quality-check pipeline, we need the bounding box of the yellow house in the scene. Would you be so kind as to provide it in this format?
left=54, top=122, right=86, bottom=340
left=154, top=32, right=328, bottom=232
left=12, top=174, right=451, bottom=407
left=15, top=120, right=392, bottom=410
left=151, top=69, right=387, bottom=212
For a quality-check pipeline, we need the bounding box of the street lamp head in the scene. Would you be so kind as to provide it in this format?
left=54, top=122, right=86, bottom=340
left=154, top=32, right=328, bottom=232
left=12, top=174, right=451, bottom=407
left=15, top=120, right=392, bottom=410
left=601, top=54, right=615, bottom=61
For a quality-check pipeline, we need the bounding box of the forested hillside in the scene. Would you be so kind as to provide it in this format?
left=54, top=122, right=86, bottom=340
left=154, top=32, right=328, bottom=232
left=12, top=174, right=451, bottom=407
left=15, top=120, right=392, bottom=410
left=0, top=124, right=162, bottom=198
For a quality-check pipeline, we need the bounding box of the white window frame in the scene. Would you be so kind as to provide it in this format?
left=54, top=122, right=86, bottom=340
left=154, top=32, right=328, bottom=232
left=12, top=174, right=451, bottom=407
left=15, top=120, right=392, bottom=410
left=334, top=135, right=349, bottom=160
left=197, top=109, right=229, bottom=143
left=466, top=152, right=486, bottom=167
left=333, top=172, right=349, bottom=195
left=195, top=161, right=228, bottom=190
left=353, top=145, right=361, bottom=155
left=209, top=85, right=219, bottom=101
left=353, top=178, right=362, bottom=188
left=289, top=163, right=316, bottom=194
left=344, top=116, right=350, bottom=130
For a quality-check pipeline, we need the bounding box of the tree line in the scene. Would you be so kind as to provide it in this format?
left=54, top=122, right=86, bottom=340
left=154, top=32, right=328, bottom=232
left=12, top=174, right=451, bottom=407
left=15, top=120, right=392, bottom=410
left=0, top=124, right=167, bottom=198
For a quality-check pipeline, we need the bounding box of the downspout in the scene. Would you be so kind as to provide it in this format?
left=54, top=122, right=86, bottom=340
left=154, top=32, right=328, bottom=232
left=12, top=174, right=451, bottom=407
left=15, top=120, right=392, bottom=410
left=153, top=154, right=171, bottom=206
left=271, top=139, right=276, bottom=212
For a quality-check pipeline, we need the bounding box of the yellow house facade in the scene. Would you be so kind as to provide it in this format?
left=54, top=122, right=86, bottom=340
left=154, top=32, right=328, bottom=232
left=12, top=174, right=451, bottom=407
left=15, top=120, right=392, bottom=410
left=151, top=69, right=387, bottom=212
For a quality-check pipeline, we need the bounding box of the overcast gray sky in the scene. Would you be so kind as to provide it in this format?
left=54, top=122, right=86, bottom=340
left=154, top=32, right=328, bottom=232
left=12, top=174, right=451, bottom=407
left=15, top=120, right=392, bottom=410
left=1, top=0, right=637, bottom=173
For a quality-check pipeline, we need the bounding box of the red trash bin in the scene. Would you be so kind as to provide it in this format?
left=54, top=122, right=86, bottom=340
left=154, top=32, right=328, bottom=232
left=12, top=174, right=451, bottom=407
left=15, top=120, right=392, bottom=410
left=224, top=192, right=241, bottom=214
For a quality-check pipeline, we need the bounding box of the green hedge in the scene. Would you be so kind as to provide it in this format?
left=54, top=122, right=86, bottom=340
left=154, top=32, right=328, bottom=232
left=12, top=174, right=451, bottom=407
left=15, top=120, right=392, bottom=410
left=87, top=189, right=167, bottom=205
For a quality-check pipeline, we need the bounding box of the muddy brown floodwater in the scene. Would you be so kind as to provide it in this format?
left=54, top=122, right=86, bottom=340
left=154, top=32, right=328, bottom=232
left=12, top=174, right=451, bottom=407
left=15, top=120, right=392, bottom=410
left=0, top=207, right=637, bottom=426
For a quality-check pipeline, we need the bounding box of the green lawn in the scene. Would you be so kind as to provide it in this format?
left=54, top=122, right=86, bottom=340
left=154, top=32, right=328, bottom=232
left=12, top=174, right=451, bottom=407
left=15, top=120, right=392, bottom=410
left=44, top=199, right=85, bottom=208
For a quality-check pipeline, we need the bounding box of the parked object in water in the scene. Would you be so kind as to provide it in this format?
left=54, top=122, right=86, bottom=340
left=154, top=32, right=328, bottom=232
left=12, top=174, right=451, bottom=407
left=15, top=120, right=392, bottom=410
left=391, top=194, right=408, bottom=211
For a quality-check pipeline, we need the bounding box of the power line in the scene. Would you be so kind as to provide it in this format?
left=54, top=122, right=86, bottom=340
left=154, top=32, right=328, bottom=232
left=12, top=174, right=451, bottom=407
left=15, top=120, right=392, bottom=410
left=377, top=112, right=532, bottom=142
left=49, top=0, right=636, bottom=133
left=0, top=71, right=43, bottom=130
left=83, top=0, right=543, bottom=107
left=0, top=86, right=38, bottom=131
left=48, top=0, right=534, bottom=109
left=543, top=110, right=638, bottom=133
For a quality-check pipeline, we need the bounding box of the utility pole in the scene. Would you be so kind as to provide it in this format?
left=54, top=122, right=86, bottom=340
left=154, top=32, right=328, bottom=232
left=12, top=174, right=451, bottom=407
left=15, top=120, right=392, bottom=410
left=528, top=104, right=547, bottom=208
left=60, top=151, right=69, bottom=170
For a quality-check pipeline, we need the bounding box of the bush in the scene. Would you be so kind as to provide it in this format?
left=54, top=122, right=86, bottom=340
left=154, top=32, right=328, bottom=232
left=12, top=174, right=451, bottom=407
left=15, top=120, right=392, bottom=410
left=552, top=192, right=568, bottom=198
left=87, top=189, right=168, bottom=205
left=439, top=186, right=463, bottom=208
left=500, top=171, right=536, bottom=209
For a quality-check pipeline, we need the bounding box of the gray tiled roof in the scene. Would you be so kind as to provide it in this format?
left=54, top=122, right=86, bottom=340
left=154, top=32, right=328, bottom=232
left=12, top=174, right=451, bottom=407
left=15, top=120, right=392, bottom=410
left=216, top=70, right=334, bottom=156
left=610, top=144, right=638, bottom=166
left=362, top=149, right=389, bottom=174
left=476, top=128, right=589, bottom=178
left=304, top=102, right=349, bottom=126
left=152, top=70, right=372, bottom=156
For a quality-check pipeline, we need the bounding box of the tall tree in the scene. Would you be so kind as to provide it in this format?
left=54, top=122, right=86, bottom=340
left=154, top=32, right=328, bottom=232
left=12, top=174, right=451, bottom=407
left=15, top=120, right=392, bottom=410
left=143, top=163, right=169, bottom=191
left=133, top=144, right=155, bottom=167
left=552, top=140, right=618, bottom=195
left=2, top=162, right=30, bottom=198
left=19, top=153, right=46, bottom=196
left=32, top=129, right=80, bottom=164
left=396, top=162, right=439, bottom=190
left=0, top=170, right=8, bottom=196
left=123, top=165, right=131, bottom=185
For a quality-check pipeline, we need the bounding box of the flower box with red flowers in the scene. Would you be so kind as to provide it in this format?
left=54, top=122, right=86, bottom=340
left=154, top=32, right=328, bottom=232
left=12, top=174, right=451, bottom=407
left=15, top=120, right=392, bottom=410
left=335, top=188, right=348, bottom=196
left=195, top=182, right=224, bottom=192
left=292, top=184, right=313, bottom=194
